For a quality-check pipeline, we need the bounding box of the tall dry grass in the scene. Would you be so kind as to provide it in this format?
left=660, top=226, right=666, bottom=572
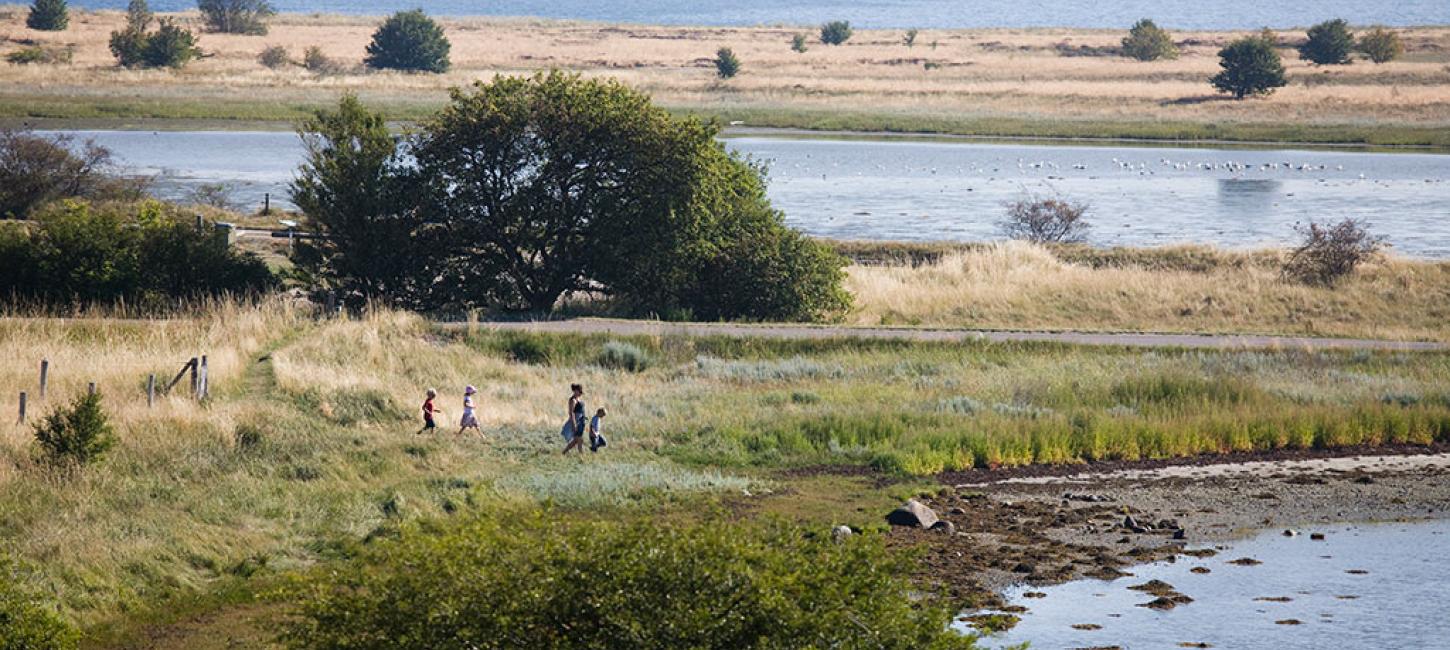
left=1, top=8, right=1446, bottom=130
left=845, top=241, right=1450, bottom=341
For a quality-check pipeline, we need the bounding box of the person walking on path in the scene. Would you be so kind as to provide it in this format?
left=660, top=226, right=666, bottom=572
left=418, top=388, right=439, bottom=434
left=589, top=408, right=608, bottom=452
left=458, top=385, right=482, bottom=437
left=562, top=384, right=588, bottom=455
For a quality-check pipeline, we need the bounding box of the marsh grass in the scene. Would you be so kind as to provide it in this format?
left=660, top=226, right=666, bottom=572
left=2, top=301, right=1449, bottom=631
left=845, top=241, right=1450, bottom=341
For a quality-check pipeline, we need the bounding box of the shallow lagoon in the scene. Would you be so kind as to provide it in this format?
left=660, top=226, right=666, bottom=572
left=980, top=519, right=1450, bottom=649
left=46, top=130, right=1450, bottom=258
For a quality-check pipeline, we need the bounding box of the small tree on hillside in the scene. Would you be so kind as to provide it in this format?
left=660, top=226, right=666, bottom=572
left=1282, top=218, right=1384, bottom=286
left=1299, top=18, right=1354, bottom=65
left=26, top=0, right=69, bottom=31
left=790, top=33, right=808, bottom=53
left=198, top=0, right=275, bottom=35
left=1121, top=18, right=1178, bottom=61
left=1357, top=27, right=1403, bottom=64
left=365, top=9, right=451, bottom=73
left=126, top=0, right=153, bottom=31
left=1211, top=36, right=1286, bottom=99
left=903, top=28, right=918, bottom=47
left=714, top=47, right=740, bottom=78
left=33, top=392, right=115, bottom=466
left=999, top=196, right=1090, bottom=243
left=820, top=20, right=852, bottom=45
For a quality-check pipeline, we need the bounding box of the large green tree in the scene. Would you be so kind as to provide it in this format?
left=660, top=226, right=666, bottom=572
left=293, top=73, right=849, bottom=321
left=290, top=95, right=423, bottom=308
left=1211, top=36, right=1287, bottom=99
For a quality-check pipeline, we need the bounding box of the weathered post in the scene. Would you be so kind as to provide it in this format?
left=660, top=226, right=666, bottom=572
left=199, top=355, right=209, bottom=400
left=18, top=392, right=26, bottom=423
left=195, top=214, right=204, bottom=230
left=262, top=193, right=271, bottom=215
left=88, top=382, right=96, bottom=396
left=189, top=357, right=199, bottom=397
left=147, top=374, right=156, bottom=408
left=39, top=359, right=48, bottom=400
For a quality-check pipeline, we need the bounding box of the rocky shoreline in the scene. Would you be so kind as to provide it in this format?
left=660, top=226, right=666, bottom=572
left=886, top=451, right=1450, bottom=625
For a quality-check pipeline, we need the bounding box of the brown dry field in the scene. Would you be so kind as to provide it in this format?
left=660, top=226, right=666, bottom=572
left=1, top=7, right=1449, bottom=134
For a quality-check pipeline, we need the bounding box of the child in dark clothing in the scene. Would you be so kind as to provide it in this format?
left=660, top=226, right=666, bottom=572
left=418, top=388, right=438, bottom=434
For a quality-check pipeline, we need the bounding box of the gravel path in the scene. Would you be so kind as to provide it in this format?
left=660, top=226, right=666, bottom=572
left=474, top=318, right=1447, bottom=351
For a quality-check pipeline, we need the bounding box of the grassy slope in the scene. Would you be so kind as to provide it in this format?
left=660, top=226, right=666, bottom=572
left=1, top=10, right=1447, bottom=146
left=2, top=305, right=1448, bottom=643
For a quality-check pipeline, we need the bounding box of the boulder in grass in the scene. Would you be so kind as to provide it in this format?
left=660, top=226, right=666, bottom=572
left=886, top=499, right=939, bottom=528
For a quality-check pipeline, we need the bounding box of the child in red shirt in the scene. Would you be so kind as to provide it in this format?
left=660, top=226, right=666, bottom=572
left=418, top=388, right=438, bottom=434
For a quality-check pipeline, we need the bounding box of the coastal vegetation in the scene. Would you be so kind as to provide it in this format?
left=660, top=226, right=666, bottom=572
left=1121, top=18, right=1177, bottom=61
left=197, top=0, right=274, bottom=36
left=1211, top=34, right=1286, bottom=99
left=25, top=0, right=67, bottom=31
left=3, top=13, right=1447, bottom=146
left=1, top=302, right=1447, bottom=641
left=363, top=9, right=450, bottom=73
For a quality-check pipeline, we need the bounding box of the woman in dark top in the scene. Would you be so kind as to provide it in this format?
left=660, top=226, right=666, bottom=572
left=562, top=384, right=588, bottom=455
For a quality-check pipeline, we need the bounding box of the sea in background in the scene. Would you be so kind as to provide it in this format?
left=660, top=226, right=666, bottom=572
left=62, top=0, right=1450, bottom=30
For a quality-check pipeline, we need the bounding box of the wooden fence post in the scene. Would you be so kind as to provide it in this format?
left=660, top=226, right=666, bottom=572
left=199, top=355, right=209, bottom=400
left=189, top=357, right=199, bottom=397
left=17, top=392, right=25, bottom=423
left=147, top=374, right=156, bottom=408
left=88, top=382, right=96, bottom=396
left=39, top=359, right=48, bottom=400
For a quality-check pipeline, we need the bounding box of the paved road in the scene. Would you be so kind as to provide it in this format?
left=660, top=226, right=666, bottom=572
left=473, top=319, right=1447, bottom=351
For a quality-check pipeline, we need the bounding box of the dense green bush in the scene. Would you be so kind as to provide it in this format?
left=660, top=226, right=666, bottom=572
left=1121, top=18, right=1177, bottom=61
left=820, top=20, right=852, bottom=45
left=1299, top=19, right=1354, bottom=65
left=197, top=0, right=274, bottom=35
left=714, top=46, right=740, bottom=78
left=26, top=0, right=68, bottom=31
left=296, top=74, right=850, bottom=321
left=109, top=17, right=199, bottom=68
left=0, top=130, right=142, bottom=219
left=32, top=392, right=115, bottom=466
left=284, top=513, right=977, bottom=649
left=790, top=33, right=808, bottom=53
left=4, top=45, right=72, bottom=64
left=0, top=200, right=275, bottom=306
left=1357, top=26, right=1403, bottom=64
left=364, top=9, right=450, bottom=73
left=1211, top=36, right=1286, bottom=99
left=0, top=554, right=77, bottom=650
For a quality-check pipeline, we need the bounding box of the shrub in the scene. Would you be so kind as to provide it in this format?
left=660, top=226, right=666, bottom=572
left=5, top=45, right=71, bottom=64
left=33, top=392, right=115, bottom=466
left=597, top=340, right=652, bottom=372
left=110, top=17, right=198, bottom=69
left=284, top=513, right=977, bottom=650
left=364, top=9, right=450, bottom=73
left=0, top=130, right=141, bottom=219
left=125, top=0, right=152, bottom=31
left=1300, top=18, right=1355, bottom=65
left=820, top=20, right=852, bottom=45
left=999, top=196, right=1090, bottom=243
left=1357, top=27, right=1403, bottom=64
left=258, top=44, right=289, bottom=68
left=713, top=46, right=740, bottom=78
left=790, top=33, right=808, bottom=53
left=1121, top=18, right=1177, bottom=61
left=1282, top=218, right=1384, bottom=286
left=0, top=200, right=276, bottom=305
left=26, top=0, right=68, bottom=31
left=1211, top=36, right=1286, bottom=99
left=0, top=554, right=77, bottom=650
left=301, top=45, right=340, bottom=73
left=188, top=182, right=235, bottom=209
left=197, top=0, right=274, bottom=35
left=904, top=28, right=918, bottom=47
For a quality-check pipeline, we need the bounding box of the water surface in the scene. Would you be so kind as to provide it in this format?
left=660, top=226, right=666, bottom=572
left=981, top=520, right=1450, bottom=649
left=49, top=130, right=1450, bottom=258
left=65, top=0, right=1449, bottom=29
